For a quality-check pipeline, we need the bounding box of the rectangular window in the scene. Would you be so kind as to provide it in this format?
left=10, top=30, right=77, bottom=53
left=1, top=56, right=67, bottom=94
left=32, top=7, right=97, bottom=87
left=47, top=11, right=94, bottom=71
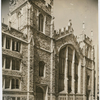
left=6, top=38, right=10, bottom=49
left=5, top=57, right=10, bottom=69
left=12, top=59, right=15, bottom=70
left=12, top=97, right=16, bottom=100
left=12, top=40, right=20, bottom=52
left=16, top=79, right=19, bottom=89
left=16, top=42, right=20, bottom=52
left=12, top=59, right=20, bottom=71
left=5, top=78, right=10, bottom=89
left=11, top=79, right=20, bottom=89
left=11, top=79, right=15, bottom=89
left=17, top=97, right=20, bottom=100
left=39, top=66, right=44, bottom=76
left=3, top=97, right=4, bottom=100
left=12, top=41, right=15, bottom=51
left=39, top=61, right=45, bottom=77
left=16, top=60, right=20, bottom=70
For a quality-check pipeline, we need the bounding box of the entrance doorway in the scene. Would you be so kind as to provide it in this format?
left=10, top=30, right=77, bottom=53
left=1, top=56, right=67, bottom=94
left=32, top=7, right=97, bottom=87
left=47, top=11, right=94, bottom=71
left=36, top=86, right=44, bottom=100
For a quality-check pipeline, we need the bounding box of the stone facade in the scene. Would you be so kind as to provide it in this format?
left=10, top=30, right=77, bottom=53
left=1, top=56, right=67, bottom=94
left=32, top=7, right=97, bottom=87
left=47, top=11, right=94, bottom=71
left=2, top=0, right=95, bottom=100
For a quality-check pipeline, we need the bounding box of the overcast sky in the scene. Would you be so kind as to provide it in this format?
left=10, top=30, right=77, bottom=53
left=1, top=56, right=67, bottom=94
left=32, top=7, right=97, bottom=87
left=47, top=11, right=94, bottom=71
left=2, top=0, right=98, bottom=45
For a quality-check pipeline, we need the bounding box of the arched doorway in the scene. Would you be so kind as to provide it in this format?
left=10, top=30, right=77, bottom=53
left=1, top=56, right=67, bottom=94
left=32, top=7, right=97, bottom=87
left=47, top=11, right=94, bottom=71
left=36, top=86, right=44, bottom=100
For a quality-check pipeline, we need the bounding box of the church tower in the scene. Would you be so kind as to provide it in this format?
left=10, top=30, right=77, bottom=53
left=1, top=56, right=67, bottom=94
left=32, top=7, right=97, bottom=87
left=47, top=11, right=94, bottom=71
left=7, top=0, right=55, bottom=100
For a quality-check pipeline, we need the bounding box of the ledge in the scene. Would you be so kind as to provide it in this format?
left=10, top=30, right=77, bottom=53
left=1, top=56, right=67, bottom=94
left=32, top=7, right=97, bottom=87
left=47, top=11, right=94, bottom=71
left=3, top=90, right=33, bottom=95
left=2, top=69, right=22, bottom=78
left=36, top=46, right=51, bottom=54
left=2, top=31, right=28, bottom=44
left=2, top=48, right=22, bottom=59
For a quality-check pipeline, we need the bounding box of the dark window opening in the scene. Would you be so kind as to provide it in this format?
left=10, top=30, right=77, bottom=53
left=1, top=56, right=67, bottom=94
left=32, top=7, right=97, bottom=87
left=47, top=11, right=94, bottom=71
left=39, top=14, right=44, bottom=32
left=16, top=42, right=20, bottom=52
left=17, top=97, right=20, bottom=100
left=39, top=61, right=45, bottom=77
left=74, top=53, right=79, bottom=93
left=12, top=40, right=20, bottom=52
left=11, top=79, right=20, bottom=89
left=16, top=79, right=19, bottom=89
left=59, top=47, right=66, bottom=92
left=12, top=59, right=20, bottom=71
left=5, top=57, right=10, bottom=69
left=12, top=97, right=16, bottom=100
left=87, top=75, right=90, bottom=86
left=5, top=78, right=10, bottom=89
left=11, top=79, right=15, bottom=89
left=12, top=41, right=15, bottom=51
left=6, top=38, right=10, bottom=49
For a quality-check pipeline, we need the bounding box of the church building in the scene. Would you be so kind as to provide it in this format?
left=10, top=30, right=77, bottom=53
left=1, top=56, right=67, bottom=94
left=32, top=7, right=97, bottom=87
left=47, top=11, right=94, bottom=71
left=2, top=0, right=95, bottom=100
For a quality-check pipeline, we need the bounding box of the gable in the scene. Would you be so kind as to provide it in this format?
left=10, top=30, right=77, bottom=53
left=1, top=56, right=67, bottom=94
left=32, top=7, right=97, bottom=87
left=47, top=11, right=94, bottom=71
left=55, top=33, right=83, bottom=58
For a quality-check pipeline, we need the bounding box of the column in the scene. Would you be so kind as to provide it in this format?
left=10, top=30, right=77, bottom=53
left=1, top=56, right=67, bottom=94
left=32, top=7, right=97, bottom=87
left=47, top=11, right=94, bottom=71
left=4, top=35, right=6, bottom=49
left=64, top=46, right=68, bottom=93
left=14, top=41, right=16, bottom=51
left=9, top=79, right=12, bottom=89
left=10, top=58, right=12, bottom=70
left=71, top=50, right=75, bottom=93
left=37, top=9, right=39, bottom=30
left=45, top=86, right=48, bottom=100
left=10, top=38, right=12, bottom=50
left=83, top=57, right=86, bottom=100
left=43, top=15, right=46, bottom=34
left=3, top=78, right=5, bottom=89
left=91, top=61, right=94, bottom=100
left=4, top=57, right=6, bottom=69
left=20, top=42, right=22, bottom=53
left=78, top=59, right=81, bottom=93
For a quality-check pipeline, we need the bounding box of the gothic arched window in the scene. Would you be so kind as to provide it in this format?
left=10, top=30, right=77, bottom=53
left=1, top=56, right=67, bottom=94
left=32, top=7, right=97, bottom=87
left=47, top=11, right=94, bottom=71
left=39, top=14, right=44, bottom=32
left=59, top=47, right=66, bottom=92
left=58, top=45, right=79, bottom=93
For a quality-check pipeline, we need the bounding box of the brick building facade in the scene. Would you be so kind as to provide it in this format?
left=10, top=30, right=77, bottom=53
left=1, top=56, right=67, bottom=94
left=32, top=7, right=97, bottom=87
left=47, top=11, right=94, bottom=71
left=2, top=0, right=95, bottom=100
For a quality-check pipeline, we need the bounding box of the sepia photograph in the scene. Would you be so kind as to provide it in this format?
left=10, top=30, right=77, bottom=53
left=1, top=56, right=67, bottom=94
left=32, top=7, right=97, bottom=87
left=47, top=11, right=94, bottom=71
left=1, top=0, right=99, bottom=100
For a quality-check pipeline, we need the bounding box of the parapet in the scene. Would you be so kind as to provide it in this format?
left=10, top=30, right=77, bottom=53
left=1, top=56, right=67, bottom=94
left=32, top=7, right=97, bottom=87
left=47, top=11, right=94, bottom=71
left=84, top=34, right=92, bottom=45
left=54, top=20, right=74, bottom=39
